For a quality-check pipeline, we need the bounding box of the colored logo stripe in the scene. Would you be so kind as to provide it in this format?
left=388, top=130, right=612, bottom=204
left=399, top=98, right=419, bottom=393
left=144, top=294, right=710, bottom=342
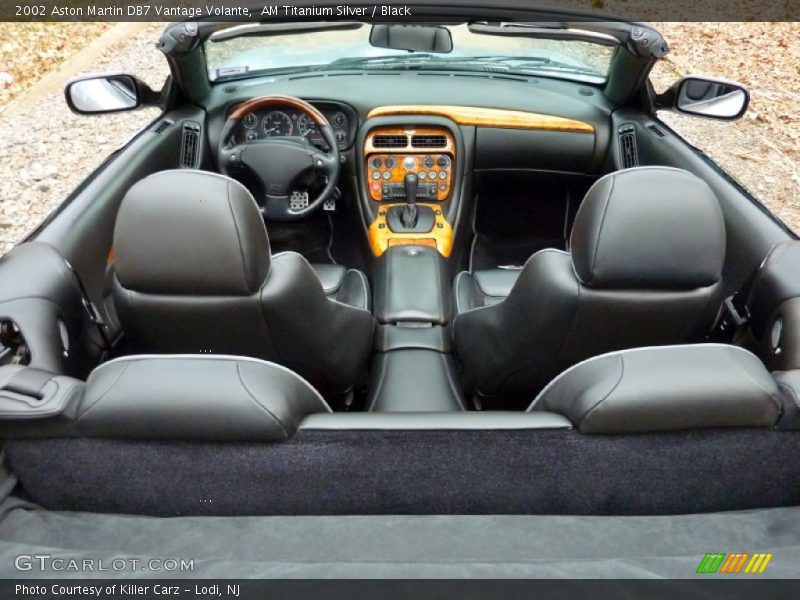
left=719, top=553, right=749, bottom=573
left=697, top=553, right=726, bottom=573
left=745, top=553, right=773, bottom=574
left=697, top=552, right=773, bottom=574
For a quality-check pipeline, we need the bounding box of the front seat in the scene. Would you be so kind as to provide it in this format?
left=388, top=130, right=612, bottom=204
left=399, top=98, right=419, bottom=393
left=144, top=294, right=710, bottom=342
left=111, top=170, right=374, bottom=404
left=453, top=167, right=726, bottom=409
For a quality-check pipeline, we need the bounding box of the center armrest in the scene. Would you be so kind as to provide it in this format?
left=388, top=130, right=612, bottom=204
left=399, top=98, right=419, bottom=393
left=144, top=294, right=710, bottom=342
left=373, top=245, right=452, bottom=325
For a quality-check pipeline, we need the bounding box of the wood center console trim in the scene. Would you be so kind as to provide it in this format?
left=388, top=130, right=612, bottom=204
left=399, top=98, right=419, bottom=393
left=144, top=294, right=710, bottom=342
left=368, top=204, right=454, bottom=258
left=367, top=105, right=595, bottom=133
left=364, top=127, right=456, bottom=202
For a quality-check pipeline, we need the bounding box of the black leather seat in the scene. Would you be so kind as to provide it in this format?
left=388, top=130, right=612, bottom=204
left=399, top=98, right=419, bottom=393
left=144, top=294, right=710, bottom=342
left=527, top=344, right=780, bottom=433
left=111, top=170, right=374, bottom=403
left=453, top=167, right=727, bottom=408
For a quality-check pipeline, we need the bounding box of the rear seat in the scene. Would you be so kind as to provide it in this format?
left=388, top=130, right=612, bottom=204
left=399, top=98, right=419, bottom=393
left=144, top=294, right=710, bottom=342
left=0, top=355, right=330, bottom=441
left=0, top=346, right=789, bottom=439
left=3, top=348, right=799, bottom=517
left=527, top=344, right=782, bottom=434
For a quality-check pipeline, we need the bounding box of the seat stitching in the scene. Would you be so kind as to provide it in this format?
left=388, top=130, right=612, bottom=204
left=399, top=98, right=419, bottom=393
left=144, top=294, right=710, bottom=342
left=235, top=361, right=288, bottom=437
left=588, top=174, right=615, bottom=284
left=224, top=178, right=251, bottom=292
left=77, top=362, right=131, bottom=420
left=579, top=354, right=625, bottom=429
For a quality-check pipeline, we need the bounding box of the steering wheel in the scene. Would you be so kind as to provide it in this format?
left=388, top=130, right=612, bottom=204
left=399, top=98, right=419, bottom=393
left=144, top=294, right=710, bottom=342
left=217, top=95, right=341, bottom=222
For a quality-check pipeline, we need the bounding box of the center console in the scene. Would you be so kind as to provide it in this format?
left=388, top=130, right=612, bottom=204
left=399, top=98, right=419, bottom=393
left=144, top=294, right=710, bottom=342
left=368, top=244, right=464, bottom=412
left=358, top=117, right=467, bottom=412
left=363, top=126, right=456, bottom=258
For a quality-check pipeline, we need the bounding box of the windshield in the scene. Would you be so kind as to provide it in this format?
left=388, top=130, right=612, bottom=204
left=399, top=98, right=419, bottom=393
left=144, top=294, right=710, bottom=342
left=204, top=24, right=616, bottom=84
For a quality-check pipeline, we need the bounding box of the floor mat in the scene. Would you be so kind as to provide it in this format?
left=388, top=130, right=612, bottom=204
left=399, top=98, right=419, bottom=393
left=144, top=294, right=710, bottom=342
left=471, top=234, right=565, bottom=270
left=0, top=496, right=798, bottom=578
left=266, top=213, right=334, bottom=265
left=470, top=175, right=572, bottom=270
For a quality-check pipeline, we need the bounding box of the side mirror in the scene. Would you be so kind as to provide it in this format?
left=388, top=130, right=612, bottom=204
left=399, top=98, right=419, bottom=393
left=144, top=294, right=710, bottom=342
left=370, top=25, right=453, bottom=53
left=657, top=76, right=749, bottom=121
left=65, top=73, right=157, bottom=115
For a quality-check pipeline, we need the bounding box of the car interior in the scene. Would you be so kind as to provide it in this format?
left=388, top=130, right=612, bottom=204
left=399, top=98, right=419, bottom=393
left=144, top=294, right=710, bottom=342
left=0, top=16, right=799, bottom=572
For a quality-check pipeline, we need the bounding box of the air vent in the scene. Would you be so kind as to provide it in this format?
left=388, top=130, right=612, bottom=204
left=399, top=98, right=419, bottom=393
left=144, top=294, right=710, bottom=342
left=180, top=121, right=201, bottom=169
left=372, top=134, right=408, bottom=149
left=618, top=124, right=639, bottom=169
left=411, top=134, right=447, bottom=149
left=647, top=124, right=666, bottom=138
left=152, top=119, right=173, bottom=135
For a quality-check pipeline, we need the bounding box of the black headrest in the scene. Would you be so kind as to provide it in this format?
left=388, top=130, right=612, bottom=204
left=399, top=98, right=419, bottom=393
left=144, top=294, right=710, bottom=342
left=114, top=170, right=270, bottom=296
left=570, top=167, right=725, bottom=290
left=78, top=355, right=331, bottom=441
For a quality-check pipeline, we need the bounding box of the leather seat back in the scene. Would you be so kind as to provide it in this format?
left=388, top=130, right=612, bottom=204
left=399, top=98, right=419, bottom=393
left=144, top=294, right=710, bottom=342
left=453, top=167, right=726, bottom=406
left=112, top=170, right=374, bottom=400
left=528, top=344, right=781, bottom=433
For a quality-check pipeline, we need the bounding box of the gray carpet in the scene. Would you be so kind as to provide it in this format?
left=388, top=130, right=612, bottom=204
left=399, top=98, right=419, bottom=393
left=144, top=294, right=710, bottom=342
left=0, top=497, right=799, bottom=578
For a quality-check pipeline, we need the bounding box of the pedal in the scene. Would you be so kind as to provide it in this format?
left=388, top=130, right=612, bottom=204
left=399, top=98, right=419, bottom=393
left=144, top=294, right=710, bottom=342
left=289, top=191, right=309, bottom=212
left=323, top=187, right=341, bottom=211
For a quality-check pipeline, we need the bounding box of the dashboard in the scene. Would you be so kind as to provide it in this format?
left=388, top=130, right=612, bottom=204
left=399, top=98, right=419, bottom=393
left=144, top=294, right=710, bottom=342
left=234, top=101, right=356, bottom=150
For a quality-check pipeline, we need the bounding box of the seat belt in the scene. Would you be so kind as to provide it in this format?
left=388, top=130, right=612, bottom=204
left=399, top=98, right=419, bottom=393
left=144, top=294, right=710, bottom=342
left=707, top=268, right=758, bottom=344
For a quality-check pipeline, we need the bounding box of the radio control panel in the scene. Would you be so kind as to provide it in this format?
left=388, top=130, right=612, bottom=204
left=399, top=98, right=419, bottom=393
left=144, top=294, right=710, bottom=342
left=364, top=127, right=455, bottom=202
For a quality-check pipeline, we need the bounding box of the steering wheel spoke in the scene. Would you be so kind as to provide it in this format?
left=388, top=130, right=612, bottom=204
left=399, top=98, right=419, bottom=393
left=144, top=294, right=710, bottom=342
left=217, top=95, right=341, bottom=222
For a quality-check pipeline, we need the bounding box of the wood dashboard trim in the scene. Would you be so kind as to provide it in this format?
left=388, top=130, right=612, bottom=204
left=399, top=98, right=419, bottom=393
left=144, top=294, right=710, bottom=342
left=366, top=105, right=595, bottom=133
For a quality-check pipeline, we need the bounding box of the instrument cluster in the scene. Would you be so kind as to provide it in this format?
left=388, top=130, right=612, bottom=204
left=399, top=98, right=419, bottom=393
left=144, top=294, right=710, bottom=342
left=237, top=104, right=352, bottom=150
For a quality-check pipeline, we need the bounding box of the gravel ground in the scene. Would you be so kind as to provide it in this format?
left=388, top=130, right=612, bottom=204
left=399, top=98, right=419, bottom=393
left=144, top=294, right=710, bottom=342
left=651, top=23, right=800, bottom=232
left=0, top=22, right=798, bottom=255
left=0, top=23, right=168, bottom=254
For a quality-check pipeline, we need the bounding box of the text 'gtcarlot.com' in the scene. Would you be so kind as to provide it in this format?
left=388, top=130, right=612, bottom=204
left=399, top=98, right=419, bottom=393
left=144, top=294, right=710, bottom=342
left=13, top=554, right=194, bottom=573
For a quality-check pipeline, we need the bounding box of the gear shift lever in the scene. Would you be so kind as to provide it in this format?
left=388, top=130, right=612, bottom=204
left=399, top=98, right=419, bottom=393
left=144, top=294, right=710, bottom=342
left=402, top=172, right=419, bottom=228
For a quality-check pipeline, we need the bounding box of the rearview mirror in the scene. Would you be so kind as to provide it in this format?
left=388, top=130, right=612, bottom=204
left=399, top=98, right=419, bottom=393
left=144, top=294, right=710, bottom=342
left=658, top=76, right=749, bottom=121
left=370, top=25, right=453, bottom=53
left=65, top=74, right=155, bottom=115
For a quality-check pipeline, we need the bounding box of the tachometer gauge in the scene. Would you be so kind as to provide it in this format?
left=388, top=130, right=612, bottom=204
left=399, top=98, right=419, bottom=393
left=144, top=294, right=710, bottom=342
left=262, top=111, right=293, bottom=137
left=242, top=112, right=258, bottom=129
left=297, top=113, right=318, bottom=137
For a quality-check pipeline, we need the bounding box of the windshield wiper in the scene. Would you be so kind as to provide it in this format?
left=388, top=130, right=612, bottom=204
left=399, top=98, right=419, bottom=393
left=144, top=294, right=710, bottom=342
left=313, top=54, right=442, bottom=71
left=455, top=55, right=601, bottom=75
left=313, top=53, right=600, bottom=77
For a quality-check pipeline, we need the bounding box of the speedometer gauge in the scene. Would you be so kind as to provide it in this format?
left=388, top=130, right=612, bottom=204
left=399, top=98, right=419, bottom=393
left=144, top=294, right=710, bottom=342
left=262, top=111, right=293, bottom=137
left=297, top=113, right=318, bottom=137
